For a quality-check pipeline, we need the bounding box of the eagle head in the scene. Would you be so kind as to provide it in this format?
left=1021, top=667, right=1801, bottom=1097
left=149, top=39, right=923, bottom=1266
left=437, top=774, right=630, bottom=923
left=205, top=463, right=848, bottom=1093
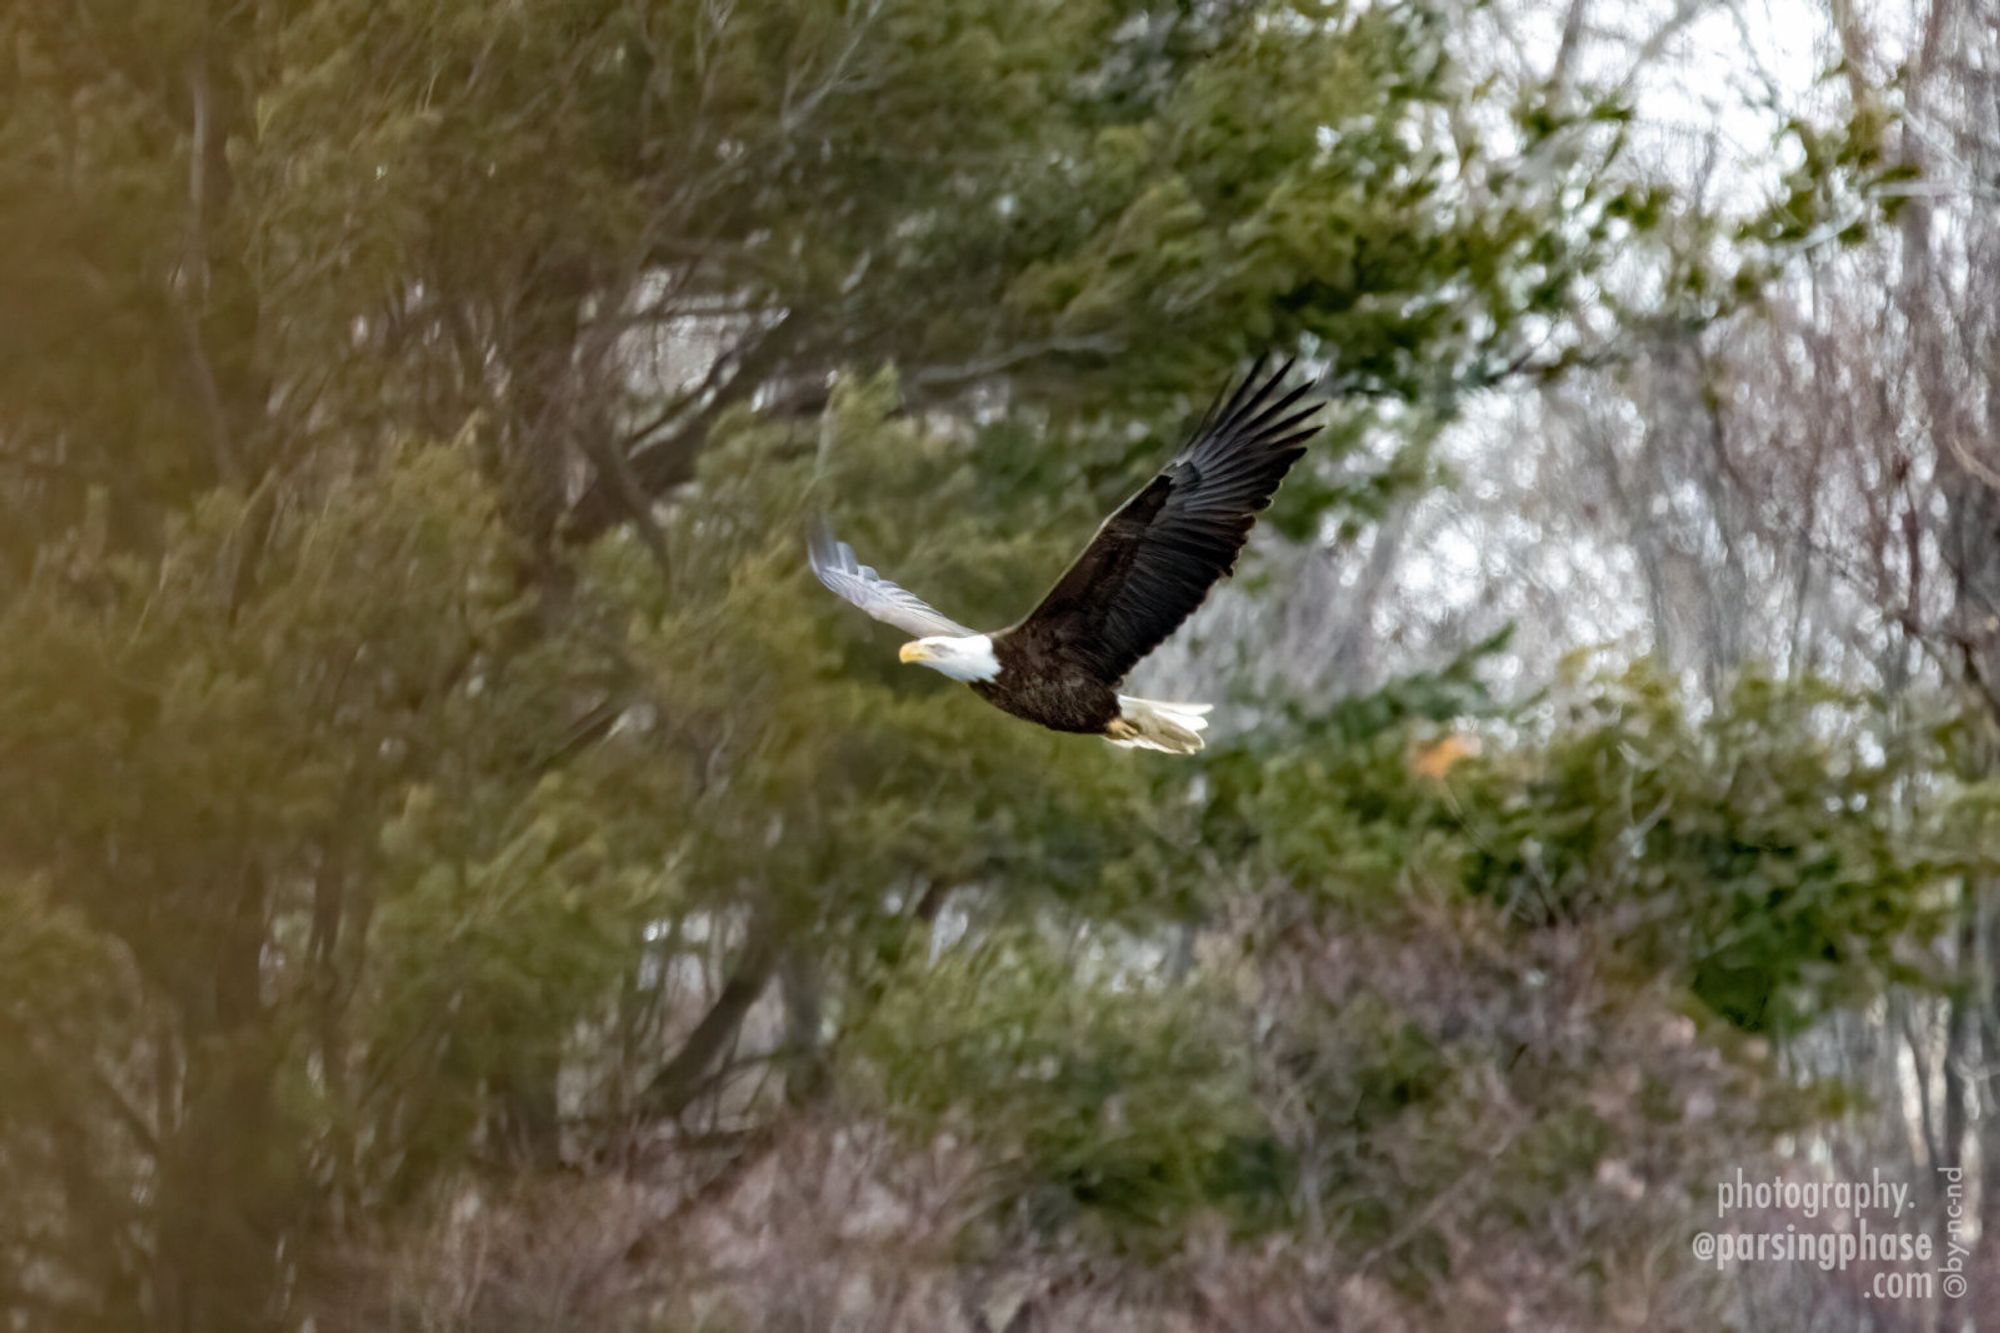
left=898, top=634, right=1001, bottom=682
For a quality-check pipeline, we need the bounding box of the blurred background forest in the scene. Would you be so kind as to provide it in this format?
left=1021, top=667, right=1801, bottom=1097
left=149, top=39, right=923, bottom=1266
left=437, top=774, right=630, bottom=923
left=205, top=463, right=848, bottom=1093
left=4, top=0, right=2000, bottom=1329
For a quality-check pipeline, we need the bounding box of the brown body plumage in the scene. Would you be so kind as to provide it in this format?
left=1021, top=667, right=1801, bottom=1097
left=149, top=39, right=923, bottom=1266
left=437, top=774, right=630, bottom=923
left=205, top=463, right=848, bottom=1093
left=971, top=655, right=1118, bottom=734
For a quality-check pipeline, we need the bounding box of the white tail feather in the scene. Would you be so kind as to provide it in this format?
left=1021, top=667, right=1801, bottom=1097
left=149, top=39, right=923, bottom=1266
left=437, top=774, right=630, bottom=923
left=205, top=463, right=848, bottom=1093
left=1106, top=695, right=1212, bottom=755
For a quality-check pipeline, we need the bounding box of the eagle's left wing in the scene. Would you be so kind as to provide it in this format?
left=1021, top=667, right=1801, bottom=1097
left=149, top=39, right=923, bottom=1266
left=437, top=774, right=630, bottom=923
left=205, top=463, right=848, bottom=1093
left=1003, top=358, right=1320, bottom=682
left=809, top=520, right=978, bottom=640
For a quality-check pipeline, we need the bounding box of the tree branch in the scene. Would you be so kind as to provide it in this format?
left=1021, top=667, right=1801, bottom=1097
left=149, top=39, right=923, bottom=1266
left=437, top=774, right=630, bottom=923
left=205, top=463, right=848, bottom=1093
left=640, top=915, right=784, bottom=1120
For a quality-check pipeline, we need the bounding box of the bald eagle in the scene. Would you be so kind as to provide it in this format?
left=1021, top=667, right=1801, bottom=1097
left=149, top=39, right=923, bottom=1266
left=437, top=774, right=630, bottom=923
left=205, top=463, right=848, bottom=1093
left=809, top=358, right=1322, bottom=754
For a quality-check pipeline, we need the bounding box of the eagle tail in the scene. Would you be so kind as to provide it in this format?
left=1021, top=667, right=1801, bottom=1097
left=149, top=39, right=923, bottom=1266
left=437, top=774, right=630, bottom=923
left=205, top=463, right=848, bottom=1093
left=1105, top=696, right=1212, bottom=755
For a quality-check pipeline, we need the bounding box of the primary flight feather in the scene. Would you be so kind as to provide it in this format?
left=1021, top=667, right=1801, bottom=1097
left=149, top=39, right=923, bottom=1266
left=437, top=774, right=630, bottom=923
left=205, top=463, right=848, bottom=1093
left=810, top=357, right=1322, bottom=754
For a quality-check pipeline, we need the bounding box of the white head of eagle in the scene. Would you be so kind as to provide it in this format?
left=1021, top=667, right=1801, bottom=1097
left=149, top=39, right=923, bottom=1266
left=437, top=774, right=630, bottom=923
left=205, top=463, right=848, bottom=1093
left=899, top=634, right=1001, bottom=682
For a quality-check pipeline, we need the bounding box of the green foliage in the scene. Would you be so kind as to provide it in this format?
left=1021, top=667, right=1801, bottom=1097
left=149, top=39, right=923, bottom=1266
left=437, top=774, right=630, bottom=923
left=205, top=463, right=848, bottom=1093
left=852, top=935, right=1268, bottom=1252
left=837, top=646, right=1984, bottom=1273
left=0, top=872, right=149, bottom=1274
left=367, top=776, right=661, bottom=1169
left=1203, top=652, right=1990, bottom=1036
left=1, top=0, right=1676, bottom=568
left=1459, top=664, right=1973, bottom=1031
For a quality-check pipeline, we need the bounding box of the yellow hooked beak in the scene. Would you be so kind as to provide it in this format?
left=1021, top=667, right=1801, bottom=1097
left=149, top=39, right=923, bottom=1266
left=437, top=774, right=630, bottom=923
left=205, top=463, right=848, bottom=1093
left=899, top=641, right=932, bottom=664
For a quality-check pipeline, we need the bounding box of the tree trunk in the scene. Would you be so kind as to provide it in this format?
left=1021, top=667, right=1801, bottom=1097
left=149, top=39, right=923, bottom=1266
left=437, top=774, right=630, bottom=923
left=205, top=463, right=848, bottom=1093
left=150, top=870, right=287, bottom=1333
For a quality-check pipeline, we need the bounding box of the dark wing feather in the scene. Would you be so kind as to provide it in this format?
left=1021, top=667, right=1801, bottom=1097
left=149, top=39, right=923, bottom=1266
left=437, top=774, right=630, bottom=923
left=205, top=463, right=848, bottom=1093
left=1002, top=358, right=1321, bottom=683
left=808, top=519, right=978, bottom=639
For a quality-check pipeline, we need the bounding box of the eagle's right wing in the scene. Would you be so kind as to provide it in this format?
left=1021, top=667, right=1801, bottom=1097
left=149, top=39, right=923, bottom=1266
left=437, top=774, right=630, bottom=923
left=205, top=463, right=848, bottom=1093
left=808, top=520, right=978, bottom=640
left=1004, top=358, right=1320, bottom=683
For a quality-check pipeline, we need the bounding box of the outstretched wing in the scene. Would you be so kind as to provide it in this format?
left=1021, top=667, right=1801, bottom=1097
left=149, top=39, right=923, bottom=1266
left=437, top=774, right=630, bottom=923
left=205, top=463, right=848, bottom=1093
left=808, top=519, right=977, bottom=639
left=1003, top=357, right=1320, bottom=683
